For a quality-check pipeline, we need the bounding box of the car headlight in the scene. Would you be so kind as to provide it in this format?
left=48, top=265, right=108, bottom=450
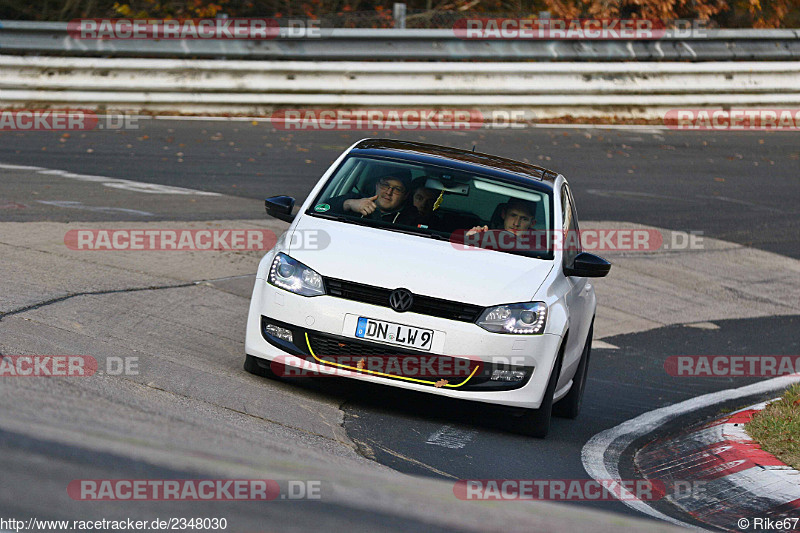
left=477, top=302, right=547, bottom=334
left=268, top=253, right=325, bottom=297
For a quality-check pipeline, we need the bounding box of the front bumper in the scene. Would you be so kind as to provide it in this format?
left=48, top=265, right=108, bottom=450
left=245, top=278, right=564, bottom=409
left=260, top=315, right=536, bottom=392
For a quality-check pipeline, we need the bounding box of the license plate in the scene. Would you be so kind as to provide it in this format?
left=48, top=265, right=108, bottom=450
left=355, top=317, right=433, bottom=351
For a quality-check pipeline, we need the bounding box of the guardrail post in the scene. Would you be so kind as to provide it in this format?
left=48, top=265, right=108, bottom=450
left=393, top=3, right=407, bottom=29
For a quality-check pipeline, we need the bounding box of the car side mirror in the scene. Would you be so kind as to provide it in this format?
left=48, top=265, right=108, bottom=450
left=265, top=196, right=296, bottom=223
left=564, top=252, right=611, bottom=278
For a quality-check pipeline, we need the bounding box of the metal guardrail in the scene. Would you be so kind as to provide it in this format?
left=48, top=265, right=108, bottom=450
left=1, top=55, right=799, bottom=118
left=1, top=21, right=799, bottom=61
left=1, top=21, right=798, bottom=117
left=3, top=56, right=799, bottom=94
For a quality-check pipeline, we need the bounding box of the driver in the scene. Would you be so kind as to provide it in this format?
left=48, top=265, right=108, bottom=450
left=332, top=173, right=412, bottom=223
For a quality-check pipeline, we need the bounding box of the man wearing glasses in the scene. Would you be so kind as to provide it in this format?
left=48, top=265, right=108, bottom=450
left=340, top=173, right=413, bottom=223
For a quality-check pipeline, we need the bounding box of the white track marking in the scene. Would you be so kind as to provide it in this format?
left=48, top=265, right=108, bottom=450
left=0, top=163, right=220, bottom=196
left=682, top=322, right=720, bottom=330
left=0, top=163, right=43, bottom=171
left=426, top=425, right=477, bottom=449
left=581, top=374, right=800, bottom=528
left=695, top=194, right=787, bottom=214
left=37, top=200, right=153, bottom=216
left=593, top=340, right=620, bottom=350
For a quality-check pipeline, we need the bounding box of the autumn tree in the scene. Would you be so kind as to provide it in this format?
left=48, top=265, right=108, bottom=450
left=0, top=0, right=796, bottom=27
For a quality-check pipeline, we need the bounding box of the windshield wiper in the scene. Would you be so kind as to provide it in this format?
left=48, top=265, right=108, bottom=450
left=310, top=212, right=370, bottom=226
left=382, top=226, right=450, bottom=241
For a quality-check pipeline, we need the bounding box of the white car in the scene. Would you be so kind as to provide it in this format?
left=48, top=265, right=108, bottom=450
left=245, top=139, right=610, bottom=437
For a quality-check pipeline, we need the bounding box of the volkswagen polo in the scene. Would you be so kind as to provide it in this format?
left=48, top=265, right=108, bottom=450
left=244, top=139, right=610, bottom=437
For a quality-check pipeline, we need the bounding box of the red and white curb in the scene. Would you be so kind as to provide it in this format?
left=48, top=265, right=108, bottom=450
left=582, top=375, right=800, bottom=530
left=636, top=401, right=800, bottom=531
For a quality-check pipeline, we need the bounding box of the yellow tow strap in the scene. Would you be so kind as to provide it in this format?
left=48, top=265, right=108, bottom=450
left=304, top=332, right=478, bottom=388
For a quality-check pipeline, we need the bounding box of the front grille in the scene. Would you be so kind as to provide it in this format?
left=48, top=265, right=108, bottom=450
left=412, top=294, right=482, bottom=322
left=326, top=278, right=392, bottom=308
left=324, top=277, right=483, bottom=323
left=308, top=333, right=422, bottom=357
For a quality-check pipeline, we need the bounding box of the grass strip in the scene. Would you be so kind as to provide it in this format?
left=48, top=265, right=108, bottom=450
left=746, top=383, right=800, bottom=470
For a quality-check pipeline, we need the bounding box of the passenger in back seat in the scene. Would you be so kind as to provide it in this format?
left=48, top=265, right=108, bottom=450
left=466, top=198, right=537, bottom=236
left=397, top=177, right=441, bottom=227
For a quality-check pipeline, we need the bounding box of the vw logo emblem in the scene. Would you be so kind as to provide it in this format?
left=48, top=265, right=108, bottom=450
left=389, top=288, right=414, bottom=312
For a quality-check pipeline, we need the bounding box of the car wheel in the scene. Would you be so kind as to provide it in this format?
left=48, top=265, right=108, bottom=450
left=244, top=354, right=282, bottom=379
left=553, top=322, right=593, bottom=420
left=513, top=340, right=565, bottom=438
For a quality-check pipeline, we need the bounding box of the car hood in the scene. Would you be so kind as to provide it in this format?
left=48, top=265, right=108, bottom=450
left=287, top=215, right=554, bottom=307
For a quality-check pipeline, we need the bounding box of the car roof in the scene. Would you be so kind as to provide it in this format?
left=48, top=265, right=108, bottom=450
left=351, top=139, right=559, bottom=189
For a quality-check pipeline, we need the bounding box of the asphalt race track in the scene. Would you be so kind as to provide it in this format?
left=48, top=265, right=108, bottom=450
left=1, top=120, right=798, bottom=532
left=1, top=121, right=797, bottom=257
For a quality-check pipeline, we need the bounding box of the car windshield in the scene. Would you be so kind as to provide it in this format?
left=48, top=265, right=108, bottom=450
left=307, top=155, right=554, bottom=259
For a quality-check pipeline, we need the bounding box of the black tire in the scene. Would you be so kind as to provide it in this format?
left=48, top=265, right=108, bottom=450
left=513, top=340, right=566, bottom=438
left=243, top=354, right=282, bottom=379
left=554, top=322, right=593, bottom=420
